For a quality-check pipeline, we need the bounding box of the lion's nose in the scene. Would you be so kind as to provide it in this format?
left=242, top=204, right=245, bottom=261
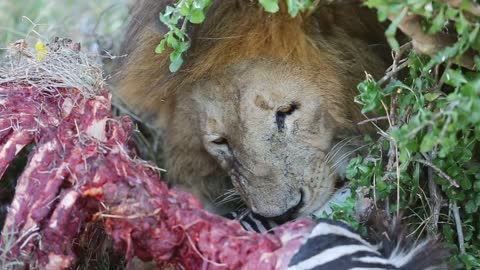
left=264, top=190, right=304, bottom=223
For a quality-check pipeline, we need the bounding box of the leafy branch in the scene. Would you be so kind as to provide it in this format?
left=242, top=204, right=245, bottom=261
left=155, top=0, right=316, bottom=72
left=154, top=0, right=212, bottom=72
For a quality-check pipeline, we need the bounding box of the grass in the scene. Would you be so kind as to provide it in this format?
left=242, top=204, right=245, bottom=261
left=0, top=0, right=130, bottom=57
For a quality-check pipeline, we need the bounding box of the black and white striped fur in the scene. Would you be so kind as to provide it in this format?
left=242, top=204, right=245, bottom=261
left=288, top=218, right=448, bottom=270
left=224, top=212, right=449, bottom=270
left=223, top=210, right=279, bottom=233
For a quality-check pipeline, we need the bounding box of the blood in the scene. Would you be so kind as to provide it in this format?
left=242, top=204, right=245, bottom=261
left=0, top=84, right=314, bottom=269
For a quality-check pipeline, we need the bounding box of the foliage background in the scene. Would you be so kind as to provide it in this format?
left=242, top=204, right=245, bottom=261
left=349, top=1, right=480, bottom=268
left=0, top=0, right=129, bottom=59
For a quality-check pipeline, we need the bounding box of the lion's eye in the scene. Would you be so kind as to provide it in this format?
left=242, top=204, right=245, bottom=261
left=276, top=103, right=299, bottom=132
left=211, top=137, right=228, bottom=145
left=277, top=103, right=298, bottom=115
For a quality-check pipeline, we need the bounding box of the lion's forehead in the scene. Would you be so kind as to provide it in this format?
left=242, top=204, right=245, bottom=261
left=193, top=61, right=336, bottom=115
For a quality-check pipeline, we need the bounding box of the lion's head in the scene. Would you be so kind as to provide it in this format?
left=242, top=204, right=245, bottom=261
left=183, top=59, right=367, bottom=218
left=114, top=1, right=389, bottom=219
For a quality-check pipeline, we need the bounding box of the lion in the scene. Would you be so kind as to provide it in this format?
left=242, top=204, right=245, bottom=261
left=113, top=0, right=390, bottom=219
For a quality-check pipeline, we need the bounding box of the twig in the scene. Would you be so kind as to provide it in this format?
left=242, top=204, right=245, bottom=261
left=377, top=60, right=409, bottom=86
left=395, top=144, right=400, bottom=216
left=446, top=0, right=480, bottom=17
left=357, top=116, right=389, bottom=125
left=388, top=11, right=475, bottom=69
left=414, top=159, right=459, bottom=188
left=451, top=201, right=465, bottom=254
left=425, top=152, right=443, bottom=235
left=395, top=42, right=413, bottom=62
left=380, top=100, right=397, bottom=177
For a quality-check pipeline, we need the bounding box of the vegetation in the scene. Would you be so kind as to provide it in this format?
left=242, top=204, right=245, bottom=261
left=348, top=1, right=480, bottom=268
left=0, top=0, right=128, bottom=56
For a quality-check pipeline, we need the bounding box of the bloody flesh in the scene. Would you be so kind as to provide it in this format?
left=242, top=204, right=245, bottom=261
left=0, top=84, right=314, bottom=269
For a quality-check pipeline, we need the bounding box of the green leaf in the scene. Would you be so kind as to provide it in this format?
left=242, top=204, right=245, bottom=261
left=286, top=0, right=299, bottom=16
left=167, top=34, right=179, bottom=49
left=155, top=39, right=166, bottom=54
left=385, top=8, right=407, bottom=51
left=445, top=7, right=459, bottom=19
left=424, top=92, right=441, bottom=101
left=455, top=12, right=469, bottom=34
left=178, top=3, right=191, bottom=16
left=424, top=43, right=460, bottom=70
left=163, top=5, right=176, bottom=16
left=179, top=40, right=191, bottom=53
left=259, top=0, right=279, bottom=13
left=443, top=68, right=467, bottom=87
left=429, top=8, right=445, bottom=34
left=465, top=200, right=478, bottom=213
left=169, top=52, right=184, bottom=72
left=189, top=8, right=205, bottom=24
left=420, top=132, right=437, bottom=153
left=159, top=13, right=171, bottom=25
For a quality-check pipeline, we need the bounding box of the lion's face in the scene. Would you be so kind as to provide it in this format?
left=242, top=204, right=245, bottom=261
left=188, top=60, right=359, bottom=219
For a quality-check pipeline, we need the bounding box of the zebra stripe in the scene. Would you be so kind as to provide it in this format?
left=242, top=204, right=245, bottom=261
left=306, top=219, right=379, bottom=249
left=223, top=210, right=447, bottom=270
left=286, top=219, right=447, bottom=270
left=224, top=209, right=278, bottom=233
left=287, top=233, right=383, bottom=265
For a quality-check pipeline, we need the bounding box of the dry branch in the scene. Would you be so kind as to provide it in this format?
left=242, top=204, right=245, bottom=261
left=446, top=0, right=480, bottom=17
left=414, top=159, right=460, bottom=188
left=451, top=201, right=465, bottom=254
left=388, top=10, right=476, bottom=69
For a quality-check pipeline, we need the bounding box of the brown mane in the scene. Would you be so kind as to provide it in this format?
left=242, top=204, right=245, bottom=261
left=112, top=0, right=391, bottom=214
left=113, top=0, right=388, bottom=121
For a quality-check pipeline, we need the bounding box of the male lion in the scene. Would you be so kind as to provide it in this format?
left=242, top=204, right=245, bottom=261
left=113, top=0, right=390, bottom=219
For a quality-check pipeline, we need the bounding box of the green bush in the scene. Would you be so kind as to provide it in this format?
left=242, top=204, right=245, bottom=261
left=349, top=1, right=480, bottom=268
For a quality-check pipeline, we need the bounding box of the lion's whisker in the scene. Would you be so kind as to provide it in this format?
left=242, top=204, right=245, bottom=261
left=214, top=188, right=240, bottom=205
left=329, top=144, right=368, bottom=176
left=216, top=196, right=242, bottom=206
left=216, top=192, right=238, bottom=202
left=325, top=136, right=359, bottom=164
left=325, top=137, right=353, bottom=162
left=330, top=145, right=366, bottom=171
left=219, top=197, right=242, bottom=204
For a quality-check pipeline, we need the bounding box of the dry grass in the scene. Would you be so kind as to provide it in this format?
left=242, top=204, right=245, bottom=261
left=0, top=39, right=104, bottom=96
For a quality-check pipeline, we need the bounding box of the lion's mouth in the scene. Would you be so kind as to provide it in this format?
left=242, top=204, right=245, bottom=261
left=269, top=189, right=304, bottom=222
left=229, top=167, right=304, bottom=219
